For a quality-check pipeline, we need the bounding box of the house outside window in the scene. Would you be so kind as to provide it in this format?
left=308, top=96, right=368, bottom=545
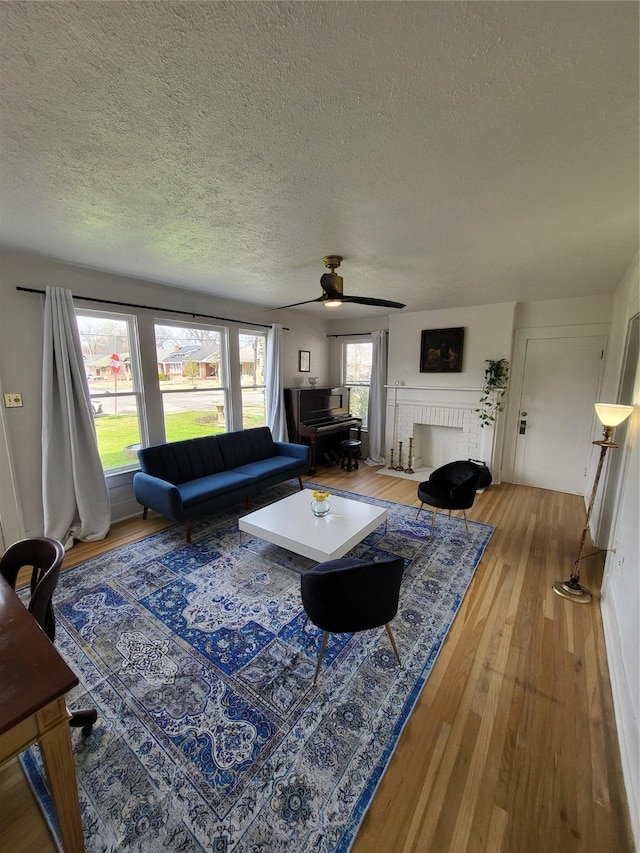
left=76, top=311, right=146, bottom=472
left=239, top=330, right=267, bottom=429
left=342, top=339, right=373, bottom=428
left=154, top=322, right=230, bottom=442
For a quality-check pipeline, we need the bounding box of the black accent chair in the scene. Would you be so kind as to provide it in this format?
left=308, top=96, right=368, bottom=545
left=300, top=556, right=404, bottom=686
left=416, top=460, right=483, bottom=540
left=0, top=537, right=97, bottom=736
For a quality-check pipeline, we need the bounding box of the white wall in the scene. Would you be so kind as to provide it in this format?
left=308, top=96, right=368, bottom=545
left=382, top=303, right=515, bottom=474
left=514, top=293, right=613, bottom=329
left=388, top=303, right=515, bottom=389
left=598, top=254, right=640, bottom=850
left=0, top=248, right=331, bottom=532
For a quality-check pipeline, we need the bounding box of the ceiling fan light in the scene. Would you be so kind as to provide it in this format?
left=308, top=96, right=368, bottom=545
left=323, top=298, right=343, bottom=308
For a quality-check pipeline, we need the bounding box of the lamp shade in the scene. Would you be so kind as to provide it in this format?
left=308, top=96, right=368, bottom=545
left=594, top=403, right=634, bottom=428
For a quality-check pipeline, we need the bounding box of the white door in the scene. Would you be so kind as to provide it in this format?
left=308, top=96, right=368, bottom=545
left=511, top=334, right=606, bottom=493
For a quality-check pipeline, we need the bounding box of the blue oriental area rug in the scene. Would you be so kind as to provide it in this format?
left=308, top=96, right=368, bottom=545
left=22, top=482, right=494, bottom=853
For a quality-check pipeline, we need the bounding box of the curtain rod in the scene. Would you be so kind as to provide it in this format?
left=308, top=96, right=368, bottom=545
left=16, top=287, right=288, bottom=331
left=326, top=331, right=388, bottom=337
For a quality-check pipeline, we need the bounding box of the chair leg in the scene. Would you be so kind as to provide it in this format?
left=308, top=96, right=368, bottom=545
left=430, top=508, right=437, bottom=540
left=463, top=510, right=470, bottom=540
left=297, top=475, right=304, bottom=490
left=185, top=519, right=191, bottom=543
left=384, top=624, right=402, bottom=667
left=69, top=708, right=98, bottom=737
left=142, top=507, right=148, bottom=520
left=312, top=631, right=330, bottom=687
left=416, top=502, right=424, bottom=520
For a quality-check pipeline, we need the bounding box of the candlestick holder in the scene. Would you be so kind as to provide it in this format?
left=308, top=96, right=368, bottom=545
left=388, top=448, right=395, bottom=469
left=405, top=437, right=414, bottom=474
left=395, top=441, right=405, bottom=471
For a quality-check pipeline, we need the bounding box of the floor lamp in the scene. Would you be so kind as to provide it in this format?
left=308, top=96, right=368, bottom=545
left=552, top=402, right=634, bottom=604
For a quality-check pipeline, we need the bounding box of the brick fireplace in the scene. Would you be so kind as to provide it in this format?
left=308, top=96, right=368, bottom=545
left=384, top=385, right=494, bottom=475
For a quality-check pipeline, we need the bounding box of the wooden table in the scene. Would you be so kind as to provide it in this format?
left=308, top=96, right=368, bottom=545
left=0, top=575, right=85, bottom=851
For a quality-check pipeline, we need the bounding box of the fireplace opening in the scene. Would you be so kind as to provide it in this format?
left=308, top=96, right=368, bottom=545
left=413, top=423, right=464, bottom=470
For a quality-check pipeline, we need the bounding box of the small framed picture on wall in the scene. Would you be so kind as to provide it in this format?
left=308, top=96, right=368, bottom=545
left=299, top=350, right=311, bottom=372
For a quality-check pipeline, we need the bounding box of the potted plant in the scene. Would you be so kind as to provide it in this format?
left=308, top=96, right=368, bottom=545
left=477, top=358, right=509, bottom=427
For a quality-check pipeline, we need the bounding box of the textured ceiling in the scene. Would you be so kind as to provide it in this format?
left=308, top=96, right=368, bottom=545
left=1, top=1, right=638, bottom=318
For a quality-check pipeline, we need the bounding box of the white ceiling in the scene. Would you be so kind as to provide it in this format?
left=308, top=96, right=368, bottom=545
left=1, top=2, right=638, bottom=318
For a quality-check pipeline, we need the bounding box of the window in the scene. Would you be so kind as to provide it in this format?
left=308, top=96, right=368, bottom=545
left=239, top=330, right=267, bottom=429
left=343, top=339, right=373, bottom=428
left=154, top=322, right=230, bottom=442
left=76, top=311, right=146, bottom=472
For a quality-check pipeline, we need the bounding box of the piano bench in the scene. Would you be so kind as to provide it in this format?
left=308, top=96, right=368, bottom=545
left=340, top=439, right=362, bottom=472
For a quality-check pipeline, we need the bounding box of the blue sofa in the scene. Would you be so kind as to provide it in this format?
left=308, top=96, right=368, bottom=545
left=133, top=427, right=310, bottom=542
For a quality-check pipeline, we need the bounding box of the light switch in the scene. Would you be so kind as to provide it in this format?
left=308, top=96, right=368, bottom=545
left=3, top=393, right=23, bottom=408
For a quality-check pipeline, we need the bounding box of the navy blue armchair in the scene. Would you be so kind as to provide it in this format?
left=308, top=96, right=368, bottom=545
left=416, top=460, right=483, bottom=540
left=300, top=555, right=404, bottom=686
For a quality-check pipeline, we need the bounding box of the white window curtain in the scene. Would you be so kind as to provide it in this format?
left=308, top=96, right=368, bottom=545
left=366, top=329, right=387, bottom=465
left=42, top=287, right=111, bottom=548
left=266, top=323, right=287, bottom=441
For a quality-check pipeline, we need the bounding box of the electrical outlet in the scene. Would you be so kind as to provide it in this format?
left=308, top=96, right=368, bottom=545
left=3, top=393, right=23, bottom=408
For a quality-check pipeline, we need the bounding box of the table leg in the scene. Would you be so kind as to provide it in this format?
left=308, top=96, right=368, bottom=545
left=38, top=701, right=85, bottom=852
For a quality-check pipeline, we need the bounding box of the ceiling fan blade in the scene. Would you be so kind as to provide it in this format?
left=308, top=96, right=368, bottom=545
left=269, top=296, right=324, bottom=310
left=320, top=272, right=344, bottom=297
left=342, top=295, right=406, bottom=309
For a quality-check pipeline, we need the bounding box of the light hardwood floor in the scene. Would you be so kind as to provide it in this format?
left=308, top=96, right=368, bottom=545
left=0, top=466, right=634, bottom=852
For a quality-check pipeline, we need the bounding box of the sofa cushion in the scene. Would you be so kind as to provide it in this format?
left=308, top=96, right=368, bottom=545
left=176, top=471, right=257, bottom=508
left=217, top=427, right=275, bottom=469
left=138, top=436, right=225, bottom=484
left=234, top=455, right=305, bottom=481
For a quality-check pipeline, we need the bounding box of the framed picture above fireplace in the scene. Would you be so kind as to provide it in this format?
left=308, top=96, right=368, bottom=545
left=420, top=327, right=464, bottom=373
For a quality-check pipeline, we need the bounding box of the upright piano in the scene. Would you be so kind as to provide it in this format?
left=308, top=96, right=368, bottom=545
left=284, top=386, right=362, bottom=475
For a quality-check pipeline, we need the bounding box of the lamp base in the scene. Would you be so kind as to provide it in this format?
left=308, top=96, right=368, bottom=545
left=552, top=578, right=592, bottom=604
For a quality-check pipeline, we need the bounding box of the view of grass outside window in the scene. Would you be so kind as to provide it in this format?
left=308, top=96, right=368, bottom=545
left=155, top=322, right=232, bottom=443
left=343, top=340, right=373, bottom=428
left=239, top=330, right=267, bottom=429
left=76, top=311, right=145, bottom=471
left=76, top=315, right=268, bottom=471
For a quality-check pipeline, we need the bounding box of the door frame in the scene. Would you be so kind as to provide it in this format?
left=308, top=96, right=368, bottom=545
left=501, top=324, right=610, bottom=489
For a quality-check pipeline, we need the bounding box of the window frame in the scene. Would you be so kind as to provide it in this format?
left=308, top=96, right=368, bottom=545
left=152, top=319, right=232, bottom=441
left=238, top=328, right=267, bottom=430
left=341, top=336, right=373, bottom=429
left=75, top=308, right=148, bottom=474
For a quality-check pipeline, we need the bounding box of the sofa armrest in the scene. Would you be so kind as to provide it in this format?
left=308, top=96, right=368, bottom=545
left=133, top=472, right=184, bottom=519
left=274, top=441, right=311, bottom=466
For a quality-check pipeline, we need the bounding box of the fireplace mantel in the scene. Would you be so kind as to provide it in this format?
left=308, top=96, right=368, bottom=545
left=384, top=384, right=482, bottom=392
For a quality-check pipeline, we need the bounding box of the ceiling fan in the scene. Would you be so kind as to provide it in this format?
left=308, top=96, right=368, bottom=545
left=272, top=256, right=406, bottom=310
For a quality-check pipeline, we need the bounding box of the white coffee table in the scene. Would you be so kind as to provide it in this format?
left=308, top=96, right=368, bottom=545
left=238, top=489, right=388, bottom=562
